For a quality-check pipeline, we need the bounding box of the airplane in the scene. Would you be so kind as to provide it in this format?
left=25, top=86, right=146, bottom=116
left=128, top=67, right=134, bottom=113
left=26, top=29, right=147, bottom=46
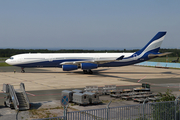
left=5, top=31, right=171, bottom=74
left=172, top=57, right=179, bottom=63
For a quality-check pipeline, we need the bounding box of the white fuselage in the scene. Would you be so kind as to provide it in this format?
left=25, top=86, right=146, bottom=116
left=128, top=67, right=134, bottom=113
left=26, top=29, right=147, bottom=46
left=5, top=31, right=168, bottom=72
left=6, top=53, right=134, bottom=66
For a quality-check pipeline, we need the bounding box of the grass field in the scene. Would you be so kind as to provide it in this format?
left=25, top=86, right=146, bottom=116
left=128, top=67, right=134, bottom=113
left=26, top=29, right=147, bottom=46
left=0, top=62, right=11, bottom=67
left=0, top=57, right=10, bottom=66
left=0, top=57, right=8, bottom=61
left=0, top=57, right=8, bottom=59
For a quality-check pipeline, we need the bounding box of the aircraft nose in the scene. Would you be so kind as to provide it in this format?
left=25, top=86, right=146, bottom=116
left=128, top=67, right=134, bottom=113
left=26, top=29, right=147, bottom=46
left=5, top=59, right=9, bottom=64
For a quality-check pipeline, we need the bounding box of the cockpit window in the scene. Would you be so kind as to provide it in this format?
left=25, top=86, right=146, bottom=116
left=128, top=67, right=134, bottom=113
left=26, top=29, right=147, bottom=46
left=10, top=57, right=14, bottom=59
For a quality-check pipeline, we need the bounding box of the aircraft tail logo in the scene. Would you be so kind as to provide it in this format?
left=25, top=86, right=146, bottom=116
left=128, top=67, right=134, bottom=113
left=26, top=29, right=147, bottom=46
left=135, top=32, right=166, bottom=56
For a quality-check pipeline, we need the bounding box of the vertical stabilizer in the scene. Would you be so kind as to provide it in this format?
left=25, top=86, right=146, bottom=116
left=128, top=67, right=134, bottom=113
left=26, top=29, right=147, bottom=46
left=135, top=32, right=166, bottom=55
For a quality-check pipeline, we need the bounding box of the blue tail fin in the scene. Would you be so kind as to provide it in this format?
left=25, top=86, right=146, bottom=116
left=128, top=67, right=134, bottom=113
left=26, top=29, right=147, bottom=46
left=135, top=32, right=166, bottom=55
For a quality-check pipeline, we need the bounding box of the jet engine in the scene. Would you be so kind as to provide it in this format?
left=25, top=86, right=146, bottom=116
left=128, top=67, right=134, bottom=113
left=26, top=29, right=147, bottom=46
left=81, top=63, right=98, bottom=70
left=62, top=65, right=78, bottom=71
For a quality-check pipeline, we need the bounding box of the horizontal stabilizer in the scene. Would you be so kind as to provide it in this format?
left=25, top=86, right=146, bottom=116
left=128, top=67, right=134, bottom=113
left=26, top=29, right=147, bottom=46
left=148, top=52, right=172, bottom=59
left=116, top=55, right=124, bottom=60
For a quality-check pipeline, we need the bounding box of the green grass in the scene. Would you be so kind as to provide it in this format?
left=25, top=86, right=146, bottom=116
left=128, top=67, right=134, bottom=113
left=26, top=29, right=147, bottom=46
left=0, top=58, right=11, bottom=67
left=149, top=57, right=179, bottom=63
left=0, top=62, right=11, bottom=67
left=0, top=57, right=8, bottom=60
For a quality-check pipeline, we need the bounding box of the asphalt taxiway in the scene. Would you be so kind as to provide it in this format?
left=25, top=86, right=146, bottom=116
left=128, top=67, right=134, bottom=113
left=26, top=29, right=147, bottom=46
left=1, top=65, right=180, bottom=120
left=0, top=65, right=180, bottom=104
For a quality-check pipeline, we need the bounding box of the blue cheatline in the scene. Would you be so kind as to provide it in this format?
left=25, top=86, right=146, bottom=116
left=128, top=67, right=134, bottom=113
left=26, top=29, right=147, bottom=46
left=135, top=61, right=180, bottom=68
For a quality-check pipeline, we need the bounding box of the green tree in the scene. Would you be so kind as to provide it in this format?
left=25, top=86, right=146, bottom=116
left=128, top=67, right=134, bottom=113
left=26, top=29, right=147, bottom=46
left=152, top=89, right=176, bottom=120
left=157, top=89, right=176, bottom=102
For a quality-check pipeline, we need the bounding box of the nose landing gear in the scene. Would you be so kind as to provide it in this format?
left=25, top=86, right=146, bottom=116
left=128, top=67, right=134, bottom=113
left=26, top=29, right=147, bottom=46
left=21, top=68, right=25, bottom=73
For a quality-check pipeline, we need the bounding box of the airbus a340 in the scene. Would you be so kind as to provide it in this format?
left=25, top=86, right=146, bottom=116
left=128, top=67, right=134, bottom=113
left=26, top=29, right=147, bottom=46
left=5, top=32, right=171, bottom=74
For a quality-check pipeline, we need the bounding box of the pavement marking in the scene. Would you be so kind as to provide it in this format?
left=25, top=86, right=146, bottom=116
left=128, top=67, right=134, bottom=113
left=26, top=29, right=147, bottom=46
left=138, top=76, right=147, bottom=82
left=33, top=93, right=61, bottom=97
left=25, top=93, right=62, bottom=97
left=26, top=92, right=36, bottom=96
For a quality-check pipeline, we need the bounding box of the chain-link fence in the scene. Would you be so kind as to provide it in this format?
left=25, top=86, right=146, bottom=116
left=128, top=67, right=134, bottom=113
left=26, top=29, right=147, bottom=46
left=34, top=99, right=180, bottom=120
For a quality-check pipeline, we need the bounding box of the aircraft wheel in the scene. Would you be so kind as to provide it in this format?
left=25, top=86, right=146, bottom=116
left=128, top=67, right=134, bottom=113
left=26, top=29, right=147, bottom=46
left=83, top=70, right=88, bottom=74
left=10, top=104, right=14, bottom=109
left=4, top=101, right=7, bottom=107
left=21, top=68, right=25, bottom=73
left=83, top=70, right=93, bottom=74
left=88, top=70, right=93, bottom=74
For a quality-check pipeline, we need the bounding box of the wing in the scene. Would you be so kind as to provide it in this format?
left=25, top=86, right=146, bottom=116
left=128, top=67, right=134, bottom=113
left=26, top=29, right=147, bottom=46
left=60, top=55, right=124, bottom=65
left=148, top=52, right=172, bottom=59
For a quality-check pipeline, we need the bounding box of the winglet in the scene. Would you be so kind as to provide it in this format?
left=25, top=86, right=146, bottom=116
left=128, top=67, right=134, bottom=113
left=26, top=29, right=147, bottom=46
left=116, top=55, right=124, bottom=60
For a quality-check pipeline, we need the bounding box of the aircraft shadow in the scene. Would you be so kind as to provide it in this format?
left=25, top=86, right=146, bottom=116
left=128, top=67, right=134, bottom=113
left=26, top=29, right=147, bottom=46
left=0, top=105, right=6, bottom=109
left=71, top=69, right=179, bottom=79
left=2, top=67, right=179, bottom=80
left=30, top=102, right=43, bottom=109
left=24, top=68, right=180, bottom=80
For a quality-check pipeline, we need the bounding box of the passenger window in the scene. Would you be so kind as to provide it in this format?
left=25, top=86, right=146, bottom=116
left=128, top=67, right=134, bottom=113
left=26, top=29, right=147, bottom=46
left=10, top=57, right=14, bottom=59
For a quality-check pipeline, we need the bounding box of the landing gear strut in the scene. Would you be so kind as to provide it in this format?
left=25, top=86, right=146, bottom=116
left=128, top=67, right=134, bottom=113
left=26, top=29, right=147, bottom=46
left=83, top=70, right=93, bottom=74
left=21, top=68, right=25, bottom=73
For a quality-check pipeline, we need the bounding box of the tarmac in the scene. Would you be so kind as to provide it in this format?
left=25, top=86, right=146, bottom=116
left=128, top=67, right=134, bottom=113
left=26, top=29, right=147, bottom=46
left=0, top=65, right=180, bottom=104
left=0, top=65, right=180, bottom=119
left=1, top=65, right=180, bottom=91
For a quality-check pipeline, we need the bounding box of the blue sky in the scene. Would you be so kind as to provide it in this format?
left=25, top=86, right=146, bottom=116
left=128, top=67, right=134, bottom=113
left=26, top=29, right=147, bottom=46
left=0, top=1, right=180, bottom=50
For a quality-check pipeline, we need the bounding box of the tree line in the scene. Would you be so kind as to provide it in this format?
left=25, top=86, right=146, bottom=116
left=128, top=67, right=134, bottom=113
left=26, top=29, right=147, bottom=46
left=0, top=48, right=179, bottom=57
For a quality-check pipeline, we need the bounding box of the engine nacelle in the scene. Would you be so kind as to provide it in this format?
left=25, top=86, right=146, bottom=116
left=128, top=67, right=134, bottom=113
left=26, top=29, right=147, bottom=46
left=62, top=65, right=78, bottom=71
left=81, top=63, right=98, bottom=70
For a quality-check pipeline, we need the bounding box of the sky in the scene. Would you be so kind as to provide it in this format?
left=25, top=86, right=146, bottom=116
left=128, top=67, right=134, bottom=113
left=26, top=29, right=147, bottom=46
left=0, top=0, right=180, bottom=50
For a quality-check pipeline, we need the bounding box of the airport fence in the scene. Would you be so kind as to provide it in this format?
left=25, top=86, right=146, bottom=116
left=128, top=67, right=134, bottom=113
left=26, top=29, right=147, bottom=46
left=34, top=99, right=180, bottom=120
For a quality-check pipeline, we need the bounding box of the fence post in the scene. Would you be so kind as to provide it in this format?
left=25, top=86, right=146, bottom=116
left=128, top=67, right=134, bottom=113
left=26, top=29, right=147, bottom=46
left=64, top=104, right=69, bottom=120
left=175, top=96, right=180, bottom=120
left=106, top=101, right=112, bottom=120
left=175, top=99, right=177, bottom=120
left=63, top=106, right=66, bottom=120
left=143, top=98, right=148, bottom=120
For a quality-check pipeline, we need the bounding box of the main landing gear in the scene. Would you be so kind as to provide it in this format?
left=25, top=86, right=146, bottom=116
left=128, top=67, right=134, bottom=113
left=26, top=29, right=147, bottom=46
left=83, top=70, right=93, bottom=74
left=21, top=68, right=25, bottom=73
